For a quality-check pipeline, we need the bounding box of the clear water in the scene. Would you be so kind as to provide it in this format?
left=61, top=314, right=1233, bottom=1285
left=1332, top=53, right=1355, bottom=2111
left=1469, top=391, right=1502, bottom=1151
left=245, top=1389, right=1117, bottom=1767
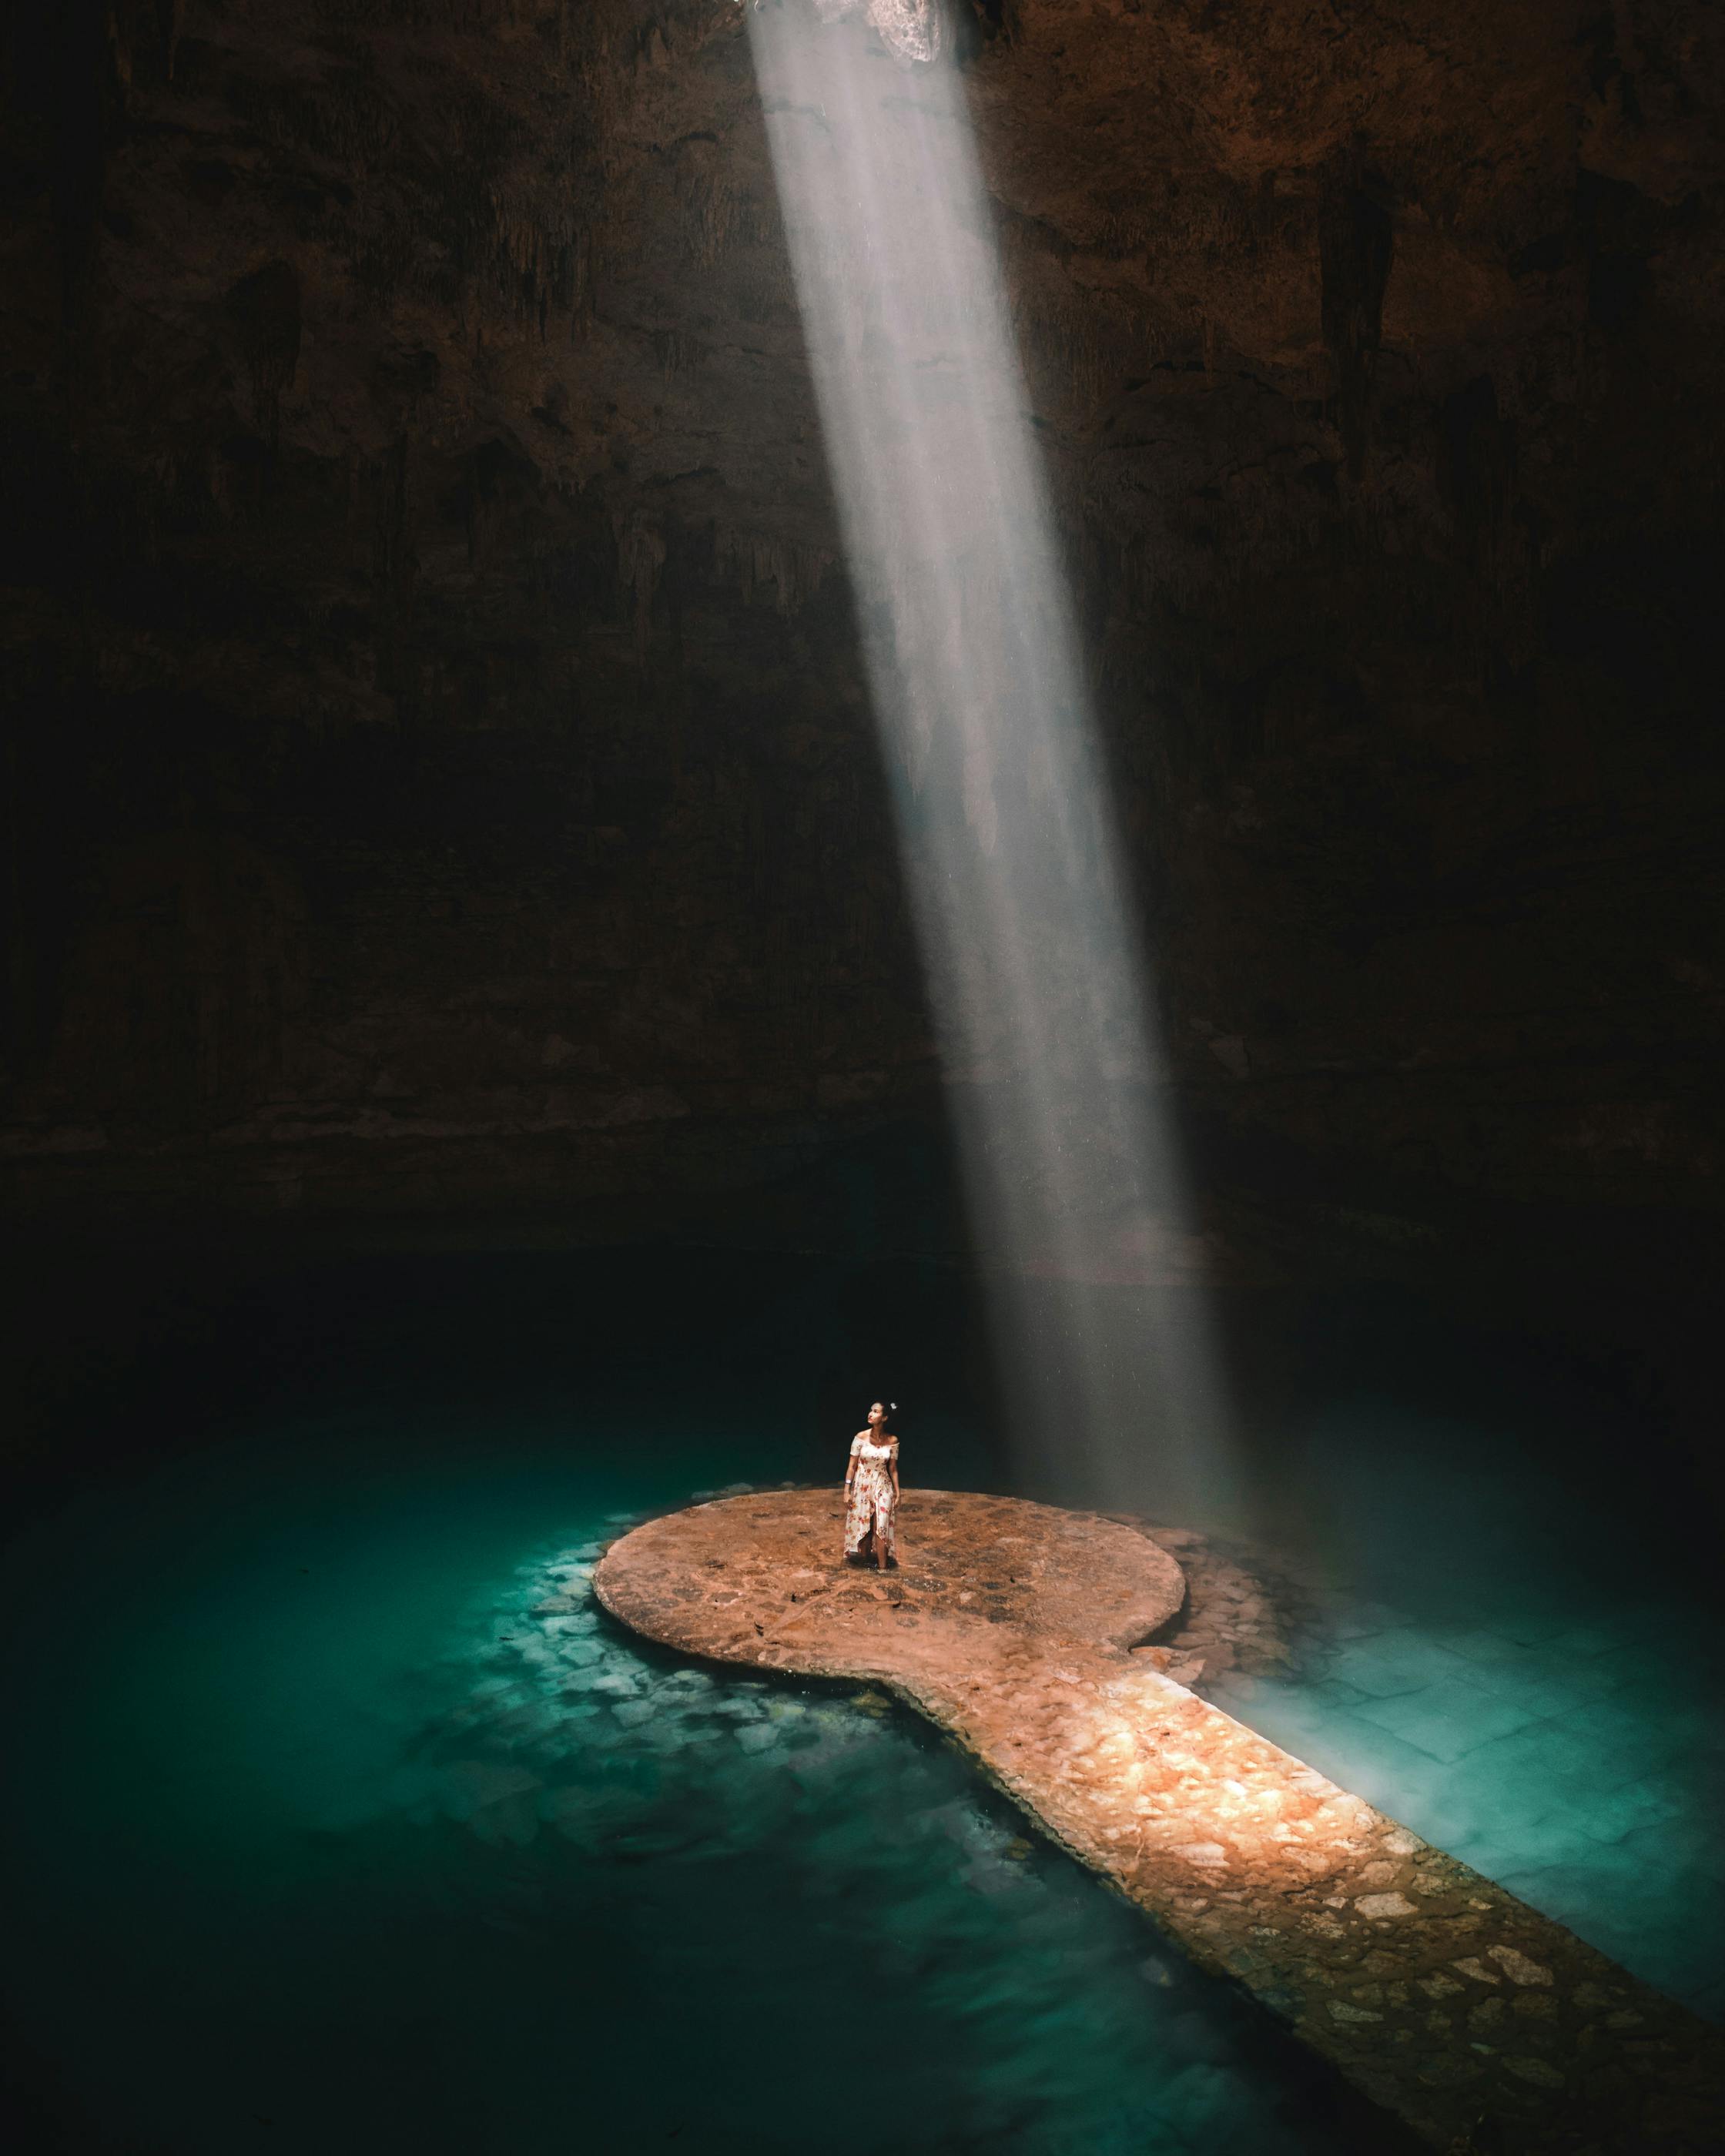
left=3, top=1248, right=1718, bottom=2148
left=1212, top=1403, right=1725, bottom=2021
left=2, top=1417, right=1376, bottom=2154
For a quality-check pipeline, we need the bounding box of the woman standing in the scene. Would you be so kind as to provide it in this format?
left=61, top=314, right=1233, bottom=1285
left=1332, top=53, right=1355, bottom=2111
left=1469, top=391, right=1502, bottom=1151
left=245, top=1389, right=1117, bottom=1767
left=843, top=1401, right=900, bottom=1568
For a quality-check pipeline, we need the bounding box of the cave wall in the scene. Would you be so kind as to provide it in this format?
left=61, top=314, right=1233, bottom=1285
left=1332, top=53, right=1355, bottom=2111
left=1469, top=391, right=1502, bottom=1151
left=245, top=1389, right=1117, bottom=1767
left=2, top=0, right=1723, bottom=1249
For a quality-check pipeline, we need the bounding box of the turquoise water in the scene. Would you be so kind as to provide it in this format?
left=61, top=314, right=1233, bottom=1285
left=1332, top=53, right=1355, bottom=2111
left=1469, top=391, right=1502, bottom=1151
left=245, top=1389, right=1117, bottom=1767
left=1216, top=1592, right=1725, bottom=2018
left=4, top=1250, right=1718, bottom=2148
left=0, top=1403, right=1386, bottom=2154
left=1212, top=1405, right=1725, bottom=2022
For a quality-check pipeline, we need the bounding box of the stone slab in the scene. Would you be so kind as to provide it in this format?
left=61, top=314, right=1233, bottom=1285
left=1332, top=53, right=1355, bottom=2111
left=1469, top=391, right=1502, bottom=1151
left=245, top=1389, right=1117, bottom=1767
left=597, top=1490, right=1725, bottom=2154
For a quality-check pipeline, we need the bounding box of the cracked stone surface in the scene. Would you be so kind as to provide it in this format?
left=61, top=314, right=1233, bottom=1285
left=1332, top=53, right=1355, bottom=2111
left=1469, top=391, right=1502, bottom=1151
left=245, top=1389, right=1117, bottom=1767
left=597, top=1489, right=1725, bottom=2154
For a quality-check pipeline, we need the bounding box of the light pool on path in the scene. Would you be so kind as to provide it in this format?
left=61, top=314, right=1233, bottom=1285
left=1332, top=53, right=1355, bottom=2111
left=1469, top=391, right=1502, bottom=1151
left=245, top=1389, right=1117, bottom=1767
left=1211, top=1577, right=1725, bottom=2019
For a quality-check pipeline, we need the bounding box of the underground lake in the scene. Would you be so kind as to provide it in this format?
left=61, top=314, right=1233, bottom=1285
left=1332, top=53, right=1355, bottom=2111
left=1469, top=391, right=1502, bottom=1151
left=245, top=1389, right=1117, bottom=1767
left=2, top=1247, right=1720, bottom=2153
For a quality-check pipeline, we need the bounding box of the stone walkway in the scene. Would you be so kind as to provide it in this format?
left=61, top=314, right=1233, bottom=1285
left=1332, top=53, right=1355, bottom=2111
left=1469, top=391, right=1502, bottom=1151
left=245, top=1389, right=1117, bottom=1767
left=596, top=1489, right=1725, bottom=2154
left=1077, top=1513, right=1723, bottom=2020
left=1202, top=1589, right=1725, bottom=2024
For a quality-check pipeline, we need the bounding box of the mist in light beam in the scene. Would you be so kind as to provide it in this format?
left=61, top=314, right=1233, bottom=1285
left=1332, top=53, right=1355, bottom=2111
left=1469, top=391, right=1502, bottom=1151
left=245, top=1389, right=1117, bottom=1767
left=749, top=3, right=1232, bottom=1513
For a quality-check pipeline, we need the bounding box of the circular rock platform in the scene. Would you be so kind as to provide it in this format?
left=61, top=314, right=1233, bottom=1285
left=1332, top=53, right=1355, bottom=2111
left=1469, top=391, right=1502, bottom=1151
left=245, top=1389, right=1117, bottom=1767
left=596, top=1488, right=1725, bottom=2154
left=595, top=1486, right=1186, bottom=1679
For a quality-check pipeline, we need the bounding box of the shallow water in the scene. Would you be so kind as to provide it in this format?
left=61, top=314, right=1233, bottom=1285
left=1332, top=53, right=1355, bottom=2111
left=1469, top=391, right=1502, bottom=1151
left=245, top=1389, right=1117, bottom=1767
left=2, top=1424, right=1374, bottom=2154
left=3, top=1248, right=1719, bottom=2148
left=1211, top=1401, right=1725, bottom=2020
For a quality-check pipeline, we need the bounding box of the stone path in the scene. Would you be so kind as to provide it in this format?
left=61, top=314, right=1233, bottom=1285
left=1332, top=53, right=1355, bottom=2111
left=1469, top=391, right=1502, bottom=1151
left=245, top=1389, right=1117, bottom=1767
left=1203, top=1589, right=1725, bottom=2024
left=596, top=1489, right=1725, bottom=2154
left=1080, top=1515, right=1724, bottom=2020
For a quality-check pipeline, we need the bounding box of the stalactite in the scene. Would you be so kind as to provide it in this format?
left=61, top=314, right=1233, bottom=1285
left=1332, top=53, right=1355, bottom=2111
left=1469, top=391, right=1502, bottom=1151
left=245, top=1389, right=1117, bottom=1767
left=1319, top=159, right=1395, bottom=477
left=615, top=513, right=668, bottom=668
left=223, top=260, right=301, bottom=450
left=652, top=327, right=707, bottom=377
left=672, top=139, right=773, bottom=268
left=713, top=527, right=834, bottom=614
left=484, top=191, right=595, bottom=338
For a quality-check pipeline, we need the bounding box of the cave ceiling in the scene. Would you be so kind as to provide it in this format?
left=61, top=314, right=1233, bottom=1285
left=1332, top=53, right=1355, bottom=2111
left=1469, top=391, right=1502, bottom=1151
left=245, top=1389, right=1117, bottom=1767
left=2, top=1, right=1723, bottom=1244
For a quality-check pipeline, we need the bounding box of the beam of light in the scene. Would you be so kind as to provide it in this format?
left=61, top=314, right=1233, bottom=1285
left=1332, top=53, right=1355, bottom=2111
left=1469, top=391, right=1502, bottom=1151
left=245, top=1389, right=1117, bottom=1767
left=749, top=2, right=1234, bottom=1518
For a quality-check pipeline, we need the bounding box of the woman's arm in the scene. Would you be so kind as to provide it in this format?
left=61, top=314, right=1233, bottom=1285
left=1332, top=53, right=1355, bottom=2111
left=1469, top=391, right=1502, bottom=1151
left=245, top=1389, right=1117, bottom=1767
left=844, top=1433, right=862, bottom=1492
left=889, top=1440, right=900, bottom=1498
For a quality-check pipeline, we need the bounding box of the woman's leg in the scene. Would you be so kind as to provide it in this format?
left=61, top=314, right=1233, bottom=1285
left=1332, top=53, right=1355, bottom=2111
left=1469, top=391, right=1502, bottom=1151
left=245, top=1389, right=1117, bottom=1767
left=844, top=1471, right=874, bottom=1564
left=846, top=1480, right=869, bottom=1564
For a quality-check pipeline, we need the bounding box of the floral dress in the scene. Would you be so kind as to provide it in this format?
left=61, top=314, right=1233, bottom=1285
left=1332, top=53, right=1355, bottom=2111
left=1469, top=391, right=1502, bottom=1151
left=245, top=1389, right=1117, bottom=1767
left=844, top=1435, right=898, bottom=1561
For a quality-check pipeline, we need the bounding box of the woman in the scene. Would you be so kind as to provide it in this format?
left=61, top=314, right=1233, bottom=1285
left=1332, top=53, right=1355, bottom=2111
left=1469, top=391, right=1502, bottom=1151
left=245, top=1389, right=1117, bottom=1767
left=842, top=1401, right=900, bottom=1568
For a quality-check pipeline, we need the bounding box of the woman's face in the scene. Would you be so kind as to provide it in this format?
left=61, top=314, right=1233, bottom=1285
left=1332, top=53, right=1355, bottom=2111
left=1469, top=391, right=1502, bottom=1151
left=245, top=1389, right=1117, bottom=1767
left=867, top=1402, right=885, bottom=1428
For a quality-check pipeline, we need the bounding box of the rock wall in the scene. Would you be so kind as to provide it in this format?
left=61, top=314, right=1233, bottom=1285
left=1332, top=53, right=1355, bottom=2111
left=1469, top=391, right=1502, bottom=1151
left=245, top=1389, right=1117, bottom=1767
left=2, top=1, right=1722, bottom=1246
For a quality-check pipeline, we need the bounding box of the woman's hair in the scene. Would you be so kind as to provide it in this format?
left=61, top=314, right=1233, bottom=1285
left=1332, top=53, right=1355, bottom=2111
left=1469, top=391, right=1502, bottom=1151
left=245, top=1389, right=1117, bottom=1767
left=872, top=1398, right=899, bottom=1418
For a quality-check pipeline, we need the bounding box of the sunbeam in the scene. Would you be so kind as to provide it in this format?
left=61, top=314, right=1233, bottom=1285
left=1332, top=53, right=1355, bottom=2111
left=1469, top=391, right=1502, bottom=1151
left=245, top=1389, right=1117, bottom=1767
left=748, top=1, right=1233, bottom=1515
